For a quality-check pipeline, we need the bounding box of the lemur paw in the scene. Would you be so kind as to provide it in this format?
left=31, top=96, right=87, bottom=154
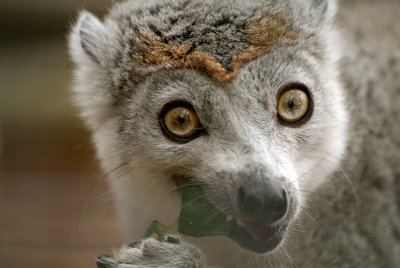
left=97, top=235, right=204, bottom=268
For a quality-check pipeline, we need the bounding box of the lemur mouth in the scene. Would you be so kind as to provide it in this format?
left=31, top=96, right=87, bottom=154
left=172, top=178, right=287, bottom=253
left=229, top=218, right=287, bottom=253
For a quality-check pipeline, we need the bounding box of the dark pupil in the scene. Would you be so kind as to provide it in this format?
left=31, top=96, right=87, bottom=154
left=177, top=112, right=187, bottom=125
left=288, top=99, right=295, bottom=109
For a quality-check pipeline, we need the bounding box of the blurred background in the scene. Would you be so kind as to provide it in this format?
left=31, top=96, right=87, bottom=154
left=1, top=1, right=397, bottom=268
left=0, top=1, right=123, bottom=267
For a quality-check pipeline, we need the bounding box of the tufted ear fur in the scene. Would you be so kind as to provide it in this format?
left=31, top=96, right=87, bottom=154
left=69, top=11, right=106, bottom=65
left=68, top=11, right=114, bottom=131
left=297, top=0, right=338, bottom=22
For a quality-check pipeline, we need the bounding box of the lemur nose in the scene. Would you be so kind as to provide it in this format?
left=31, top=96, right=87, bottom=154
left=238, top=182, right=288, bottom=223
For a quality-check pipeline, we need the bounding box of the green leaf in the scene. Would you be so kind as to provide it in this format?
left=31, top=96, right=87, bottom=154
left=143, top=185, right=234, bottom=239
left=178, top=185, right=235, bottom=237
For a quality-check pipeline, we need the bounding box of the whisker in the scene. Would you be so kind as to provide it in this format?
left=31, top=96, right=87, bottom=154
left=168, top=181, right=206, bottom=193
left=302, top=209, right=321, bottom=227
left=69, top=161, right=130, bottom=241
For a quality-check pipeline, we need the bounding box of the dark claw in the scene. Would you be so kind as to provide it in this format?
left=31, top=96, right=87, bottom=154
left=128, top=241, right=141, bottom=248
left=96, top=254, right=118, bottom=268
left=166, top=235, right=180, bottom=244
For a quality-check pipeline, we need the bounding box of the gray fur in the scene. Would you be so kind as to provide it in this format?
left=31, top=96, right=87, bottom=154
left=69, top=0, right=400, bottom=267
left=79, top=12, right=107, bottom=64
left=97, top=235, right=203, bottom=268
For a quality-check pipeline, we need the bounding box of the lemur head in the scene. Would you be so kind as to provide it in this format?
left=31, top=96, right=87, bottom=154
left=69, top=0, right=347, bottom=256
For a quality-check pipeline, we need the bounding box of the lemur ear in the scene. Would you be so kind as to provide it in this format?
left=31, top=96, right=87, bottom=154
left=316, top=0, right=337, bottom=20
left=69, top=11, right=106, bottom=64
left=299, top=0, right=337, bottom=21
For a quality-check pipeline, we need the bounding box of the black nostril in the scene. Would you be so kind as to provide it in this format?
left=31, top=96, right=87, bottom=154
left=277, top=189, right=288, bottom=217
left=238, top=182, right=288, bottom=223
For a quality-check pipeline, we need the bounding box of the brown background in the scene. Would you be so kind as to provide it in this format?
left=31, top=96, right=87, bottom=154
left=1, top=0, right=396, bottom=268
left=0, top=1, right=123, bottom=267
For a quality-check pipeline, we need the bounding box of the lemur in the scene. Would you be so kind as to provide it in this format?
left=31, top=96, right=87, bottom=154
left=69, top=0, right=400, bottom=267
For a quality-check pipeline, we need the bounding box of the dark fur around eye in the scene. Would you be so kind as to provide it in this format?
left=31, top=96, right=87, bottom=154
left=159, top=100, right=206, bottom=143
left=276, top=83, right=314, bottom=127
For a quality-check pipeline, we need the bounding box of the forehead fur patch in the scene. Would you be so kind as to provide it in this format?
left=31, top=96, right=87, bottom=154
left=132, top=15, right=297, bottom=83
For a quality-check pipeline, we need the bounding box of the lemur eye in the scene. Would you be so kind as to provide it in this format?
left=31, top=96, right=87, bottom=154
left=160, top=101, right=203, bottom=142
left=277, top=85, right=312, bottom=125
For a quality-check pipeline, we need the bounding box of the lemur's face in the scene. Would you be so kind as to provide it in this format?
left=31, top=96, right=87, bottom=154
left=117, top=53, right=346, bottom=252
left=70, top=0, right=347, bottom=255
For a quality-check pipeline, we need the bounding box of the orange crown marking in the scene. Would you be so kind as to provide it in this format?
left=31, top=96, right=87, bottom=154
left=132, top=15, right=297, bottom=83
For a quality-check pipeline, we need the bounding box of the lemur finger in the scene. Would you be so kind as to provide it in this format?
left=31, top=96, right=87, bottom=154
left=96, top=254, right=118, bottom=268
left=114, top=247, right=143, bottom=263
